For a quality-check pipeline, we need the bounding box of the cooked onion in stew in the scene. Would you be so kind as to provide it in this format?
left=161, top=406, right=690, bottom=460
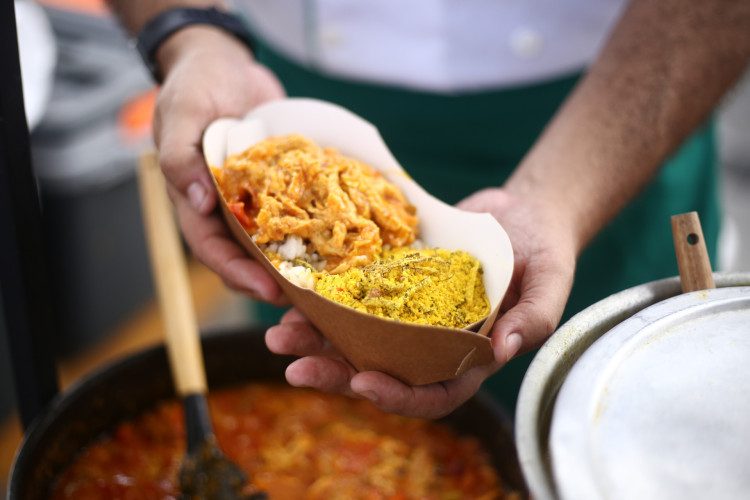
left=49, top=383, right=519, bottom=500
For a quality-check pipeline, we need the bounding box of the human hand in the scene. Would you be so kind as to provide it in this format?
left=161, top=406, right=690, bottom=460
left=456, top=187, right=577, bottom=362
left=266, top=308, right=500, bottom=419
left=153, top=27, right=288, bottom=304
left=266, top=186, right=576, bottom=418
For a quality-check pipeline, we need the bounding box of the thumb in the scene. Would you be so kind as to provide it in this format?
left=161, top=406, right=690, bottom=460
left=153, top=92, right=218, bottom=216
left=490, top=268, right=572, bottom=364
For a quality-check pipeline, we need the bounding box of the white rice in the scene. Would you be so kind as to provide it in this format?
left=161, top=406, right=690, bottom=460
left=264, top=235, right=324, bottom=289
left=277, top=236, right=307, bottom=261
left=278, top=261, right=316, bottom=289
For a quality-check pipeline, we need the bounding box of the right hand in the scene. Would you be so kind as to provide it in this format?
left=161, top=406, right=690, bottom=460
left=264, top=186, right=579, bottom=419
left=153, top=26, right=289, bottom=304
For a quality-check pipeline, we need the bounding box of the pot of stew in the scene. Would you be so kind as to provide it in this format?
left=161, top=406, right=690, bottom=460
left=9, top=328, right=529, bottom=500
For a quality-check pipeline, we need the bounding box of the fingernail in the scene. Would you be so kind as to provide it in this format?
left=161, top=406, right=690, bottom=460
left=359, top=391, right=379, bottom=403
left=285, top=364, right=310, bottom=388
left=187, top=182, right=207, bottom=211
left=505, top=333, right=522, bottom=362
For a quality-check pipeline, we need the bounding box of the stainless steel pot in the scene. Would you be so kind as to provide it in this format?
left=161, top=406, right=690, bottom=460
left=515, top=272, right=750, bottom=500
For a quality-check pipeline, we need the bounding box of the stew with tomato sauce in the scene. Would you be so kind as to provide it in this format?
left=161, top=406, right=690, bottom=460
left=49, top=383, right=519, bottom=500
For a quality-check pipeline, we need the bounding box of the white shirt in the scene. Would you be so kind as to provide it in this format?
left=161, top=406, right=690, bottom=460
left=237, top=0, right=628, bottom=93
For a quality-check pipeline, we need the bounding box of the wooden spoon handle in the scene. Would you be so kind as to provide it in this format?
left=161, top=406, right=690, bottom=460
left=138, top=153, right=207, bottom=396
left=671, top=211, right=716, bottom=293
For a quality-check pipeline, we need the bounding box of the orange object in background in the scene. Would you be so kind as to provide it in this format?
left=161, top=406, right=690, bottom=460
left=36, top=0, right=110, bottom=16
left=118, top=88, right=158, bottom=144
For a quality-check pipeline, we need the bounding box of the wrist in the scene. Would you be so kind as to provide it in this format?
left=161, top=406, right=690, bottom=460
left=503, top=156, right=595, bottom=257
left=134, top=6, right=255, bottom=82
left=155, top=24, right=254, bottom=81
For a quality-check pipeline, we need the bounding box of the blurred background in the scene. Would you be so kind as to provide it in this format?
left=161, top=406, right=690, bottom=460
left=1, top=0, right=749, bottom=496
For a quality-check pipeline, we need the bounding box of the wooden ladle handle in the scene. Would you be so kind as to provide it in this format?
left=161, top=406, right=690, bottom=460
left=671, top=211, right=716, bottom=293
left=138, top=153, right=207, bottom=396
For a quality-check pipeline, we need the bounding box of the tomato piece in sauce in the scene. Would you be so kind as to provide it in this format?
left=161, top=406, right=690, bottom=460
left=49, top=384, right=515, bottom=500
left=227, top=201, right=256, bottom=230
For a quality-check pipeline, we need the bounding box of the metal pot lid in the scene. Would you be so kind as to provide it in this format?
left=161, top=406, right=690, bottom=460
left=549, top=286, right=750, bottom=500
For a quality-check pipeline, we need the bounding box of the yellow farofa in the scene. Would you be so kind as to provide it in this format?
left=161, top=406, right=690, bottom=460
left=315, top=247, right=491, bottom=328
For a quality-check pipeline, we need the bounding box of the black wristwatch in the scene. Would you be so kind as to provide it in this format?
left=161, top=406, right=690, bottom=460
left=133, top=6, right=256, bottom=83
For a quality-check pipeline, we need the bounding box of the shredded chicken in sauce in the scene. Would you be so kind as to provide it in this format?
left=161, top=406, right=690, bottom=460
left=212, top=134, right=418, bottom=273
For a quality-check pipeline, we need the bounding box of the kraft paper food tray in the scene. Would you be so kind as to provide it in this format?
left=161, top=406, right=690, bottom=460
left=203, top=98, right=514, bottom=386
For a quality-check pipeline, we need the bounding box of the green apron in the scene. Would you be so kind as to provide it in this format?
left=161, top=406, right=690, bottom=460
left=252, top=43, right=720, bottom=413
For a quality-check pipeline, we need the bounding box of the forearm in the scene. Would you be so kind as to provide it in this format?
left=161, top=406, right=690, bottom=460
left=505, top=0, right=750, bottom=254
left=106, top=0, right=251, bottom=82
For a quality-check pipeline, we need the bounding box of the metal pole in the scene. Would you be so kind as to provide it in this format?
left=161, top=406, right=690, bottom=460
left=0, top=0, right=60, bottom=430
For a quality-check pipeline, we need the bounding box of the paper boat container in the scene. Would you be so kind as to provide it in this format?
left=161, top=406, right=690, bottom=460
left=203, top=98, right=514, bottom=386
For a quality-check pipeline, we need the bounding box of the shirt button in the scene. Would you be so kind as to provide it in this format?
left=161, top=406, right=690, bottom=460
left=510, top=27, right=544, bottom=59
left=318, top=26, right=343, bottom=47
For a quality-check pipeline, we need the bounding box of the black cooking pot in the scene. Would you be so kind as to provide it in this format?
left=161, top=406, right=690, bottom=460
left=8, top=328, right=528, bottom=499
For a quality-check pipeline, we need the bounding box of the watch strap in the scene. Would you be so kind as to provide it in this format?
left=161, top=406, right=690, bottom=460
left=134, top=7, right=255, bottom=83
